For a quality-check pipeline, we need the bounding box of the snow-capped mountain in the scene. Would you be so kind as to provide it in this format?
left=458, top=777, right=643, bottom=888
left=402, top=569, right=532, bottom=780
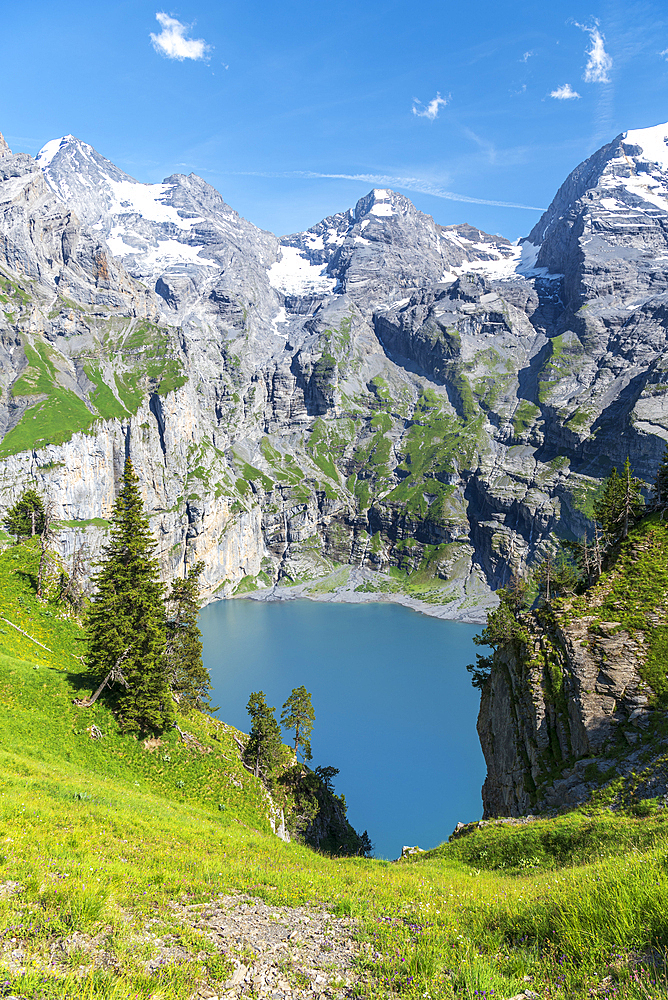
left=1, top=121, right=668, bottom=615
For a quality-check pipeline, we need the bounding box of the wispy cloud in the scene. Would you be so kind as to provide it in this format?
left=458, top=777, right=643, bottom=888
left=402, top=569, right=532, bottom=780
left=574, top=21, right=612, bottom=83
left=412, top=93, right=449, bottom=120
left=235, top=169, right=545, bottom=211
left=661, top=48, right=668, bottom=59
left=150, top=12, right=211, bottom=61
left=550, top=83, right=581, bottom=100
left=520, top=51, right=533, bottom=63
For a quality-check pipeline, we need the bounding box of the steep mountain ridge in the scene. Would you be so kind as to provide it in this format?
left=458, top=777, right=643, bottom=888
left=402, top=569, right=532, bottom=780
left=1, top=124, right=667, bottom=614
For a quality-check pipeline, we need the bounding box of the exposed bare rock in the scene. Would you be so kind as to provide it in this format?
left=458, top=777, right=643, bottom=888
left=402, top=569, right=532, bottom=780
left=3, top=123, right=668, bottom=613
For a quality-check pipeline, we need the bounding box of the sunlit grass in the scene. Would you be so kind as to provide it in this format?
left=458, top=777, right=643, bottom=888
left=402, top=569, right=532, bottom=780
left=3, top=541, right=668, bottom=997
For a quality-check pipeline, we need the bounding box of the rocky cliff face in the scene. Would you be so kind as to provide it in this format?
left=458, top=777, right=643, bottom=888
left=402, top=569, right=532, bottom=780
left=478, top=515, right=668, bottom=817
left=2, top=124, right=668, bottom=614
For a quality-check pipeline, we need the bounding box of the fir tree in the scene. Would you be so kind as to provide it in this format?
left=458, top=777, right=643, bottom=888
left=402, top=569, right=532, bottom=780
left=245, top=691, right=283, bottom=781
left=357, top=831, right=374, bottom=858
left=37, top=498, right=57, bottom=599
left=593, top=466, right=625, bottom=541
left=4, top=487, right=45, bottom=540
left=654, top=444, right=668, bottom=506
left=281, top=685, right=315, bottom=762
left=533, top=544, right=580, bottom=602
left=85, top=458, right=172, bottom=732
left=593, top=460, right=644, bottom=542
left=165, top=561, right=215, bottom=713
left=314, top=765, right=339, bottom=793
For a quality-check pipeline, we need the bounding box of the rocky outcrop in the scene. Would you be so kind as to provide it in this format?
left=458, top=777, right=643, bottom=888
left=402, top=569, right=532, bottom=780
left=3, top=124, right=668, bottom=611
left=478, top=518, right=668, bottom=817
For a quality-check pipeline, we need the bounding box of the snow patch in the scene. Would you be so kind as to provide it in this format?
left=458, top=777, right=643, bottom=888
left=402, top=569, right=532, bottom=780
left=106, top=231, right=142, bottom=256
left=462, top=254, right=521, bottom=280
left=37, top=135, right=98, bottom=169
left=370, top=202, right=394, bottom=216
left=516, top=241, right=539, bottom=273
left=268, top=247, right=337, bottom=296
left=142, top=240, right=217, bottom=268
left=600, top=197, right=625, bottom=211
left=624, top=122, right=668, bottom=171
left=369, top=189, right=395, bottom=217
left=107, top=178, right=199, bottom=229
left=439, top=240, right=562, bottom=282
left=106, top=232, right=216, bottom=267
left=621, top=174, right=668, bottom=213
left=271, top=306, right=288, bottom=336
left=36, top=137, right=71, bottom=167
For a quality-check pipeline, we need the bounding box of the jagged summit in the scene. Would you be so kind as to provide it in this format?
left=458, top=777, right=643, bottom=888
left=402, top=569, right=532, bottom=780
left=32, top=134, right=544, bottom=305
left=36, top=133, right=279, bottom=295
left=3, top=119, right=668, bottom=612
left=623, top=120, right=668, bottom=170
left=0, top=131, right=11, bottom=158
left=528, top=119, right=668, bottom=298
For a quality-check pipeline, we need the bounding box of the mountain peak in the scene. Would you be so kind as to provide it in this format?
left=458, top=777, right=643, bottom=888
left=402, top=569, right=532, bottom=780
left=353, top=188, right=415, bottom=221
left=0, top=131, right=11, bottom=159
left=623, top=121, right=668, bottom=171
left=35, top=134, right=91, bottom=168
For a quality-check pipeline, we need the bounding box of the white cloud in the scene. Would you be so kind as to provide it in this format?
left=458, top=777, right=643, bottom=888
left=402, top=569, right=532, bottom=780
left=150, top=12, right=211, bottom=61
left=520, top=51, right=533, bottom=63
left=550, top=83, right=581, bottom=100
left=660, top=48, right=668, bottom=60
left=412, top=93, right=449, bottom=120
left=574, top=21, right=612, bottom=83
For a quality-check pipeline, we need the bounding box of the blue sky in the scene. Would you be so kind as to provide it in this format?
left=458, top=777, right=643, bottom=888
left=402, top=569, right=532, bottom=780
left=2, top=0, right=668, bottom=239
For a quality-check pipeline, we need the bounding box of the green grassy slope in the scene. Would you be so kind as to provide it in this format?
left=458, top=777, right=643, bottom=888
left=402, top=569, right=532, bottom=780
left=3, top=543, right=668, bottom=998
left=0, top=270, right=188, bottom=459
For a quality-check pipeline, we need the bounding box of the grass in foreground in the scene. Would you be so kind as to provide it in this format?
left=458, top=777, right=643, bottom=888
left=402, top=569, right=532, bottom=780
left=2, top=543, right=668, bottom=997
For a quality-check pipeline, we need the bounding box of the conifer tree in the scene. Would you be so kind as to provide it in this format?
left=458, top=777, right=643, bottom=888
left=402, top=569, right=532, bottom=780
left=85, top=458, right=172, bottom=732
left=619, top=457, right=644, bottom=538
left=245, top=691, right=283, bottom=780
left=533, top=544, right=580, bottom=602
left=281, top=685, right=315, bottom=762
left=4, top=487, right=45, bottom=540
left=37, top=498, right=57, bottom=599
left=654, top=444, right=668, bottom=506
left=593, top=460, right=644, bottom=542
left=165, top=561, right=215, bottom=713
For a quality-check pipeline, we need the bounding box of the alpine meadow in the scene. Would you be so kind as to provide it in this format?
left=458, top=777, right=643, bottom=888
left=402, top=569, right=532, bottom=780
left=6, top=24, right=668, bottom=998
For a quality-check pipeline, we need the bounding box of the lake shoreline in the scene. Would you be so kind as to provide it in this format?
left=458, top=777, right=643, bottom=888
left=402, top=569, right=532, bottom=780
left=220, top=565, right=496, bottom=625
left=199, top=596, right=485, bottom=857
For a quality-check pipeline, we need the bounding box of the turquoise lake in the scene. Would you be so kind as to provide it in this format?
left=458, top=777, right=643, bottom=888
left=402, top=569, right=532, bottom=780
left=199, top=598, right=485, bottom=859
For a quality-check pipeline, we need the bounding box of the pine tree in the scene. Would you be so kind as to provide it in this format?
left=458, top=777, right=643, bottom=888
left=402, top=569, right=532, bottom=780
left=165, top=561, right=215, bottom=714
left=619, top=457, right=644, bottom=538
left=85, top=458, right=172, bottom=732
left=37, top=498, right=57, bottom=599
left=655, top=444, right=668, bottom=506
left=281, top=685, right=315, bottom=762
left=314, top=765, right=339, bottom=793
left=4, top=487, right=45, bottom=540
left=593, top=460, right=644, bottom=542
left=533, top=544, right=580, bottom=602
left=593, top=467, right=625, bottom=541
left=245, top=691, right=283, bottom=781
left=357, top=831, right=374, bottom=857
